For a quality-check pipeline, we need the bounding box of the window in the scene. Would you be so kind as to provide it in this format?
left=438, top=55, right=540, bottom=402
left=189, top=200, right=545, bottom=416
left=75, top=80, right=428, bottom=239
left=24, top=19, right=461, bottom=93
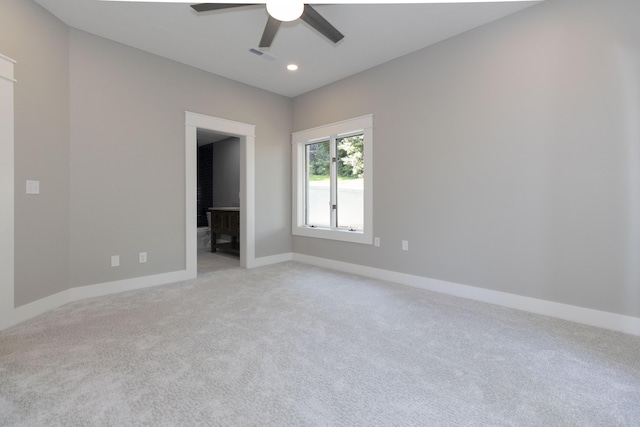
left=292, top=115, right=373, bottom=244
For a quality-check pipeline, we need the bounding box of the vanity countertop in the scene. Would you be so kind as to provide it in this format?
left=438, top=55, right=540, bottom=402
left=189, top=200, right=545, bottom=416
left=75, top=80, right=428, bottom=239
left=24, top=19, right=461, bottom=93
left=208, top=207, right=240, bottom=211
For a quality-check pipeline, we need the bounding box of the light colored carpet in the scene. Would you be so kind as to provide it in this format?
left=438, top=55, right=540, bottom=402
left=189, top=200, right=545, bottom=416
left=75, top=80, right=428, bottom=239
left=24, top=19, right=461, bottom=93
left=197, top=250, right=239, bottom=275
left=1, top=262, right=639, bottom=426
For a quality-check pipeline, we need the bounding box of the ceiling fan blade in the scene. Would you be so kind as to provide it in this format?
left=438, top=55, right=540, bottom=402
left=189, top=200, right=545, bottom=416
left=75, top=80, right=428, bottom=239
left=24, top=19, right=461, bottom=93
left=259, top=16, right=281, bottom=48
left=191, top=3, right=257, bottom=13
left=300, top=5, right=344, bottom=44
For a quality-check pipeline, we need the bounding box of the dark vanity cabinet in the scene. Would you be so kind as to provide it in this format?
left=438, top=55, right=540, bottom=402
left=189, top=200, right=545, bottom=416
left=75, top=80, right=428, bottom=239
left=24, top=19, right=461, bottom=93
left=209, top=208, right=240, bottom=255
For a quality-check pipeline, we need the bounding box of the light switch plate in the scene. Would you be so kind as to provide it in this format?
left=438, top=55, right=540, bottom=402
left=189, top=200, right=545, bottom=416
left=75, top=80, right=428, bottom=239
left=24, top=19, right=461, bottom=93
left=26, top=180, right=40, bottom=195
left=111, top=255, right=120, bottom=267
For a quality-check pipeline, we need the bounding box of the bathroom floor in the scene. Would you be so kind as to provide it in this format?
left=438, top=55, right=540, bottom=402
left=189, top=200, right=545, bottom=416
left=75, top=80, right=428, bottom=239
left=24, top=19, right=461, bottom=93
left=197, top=249, right=240, bottom=275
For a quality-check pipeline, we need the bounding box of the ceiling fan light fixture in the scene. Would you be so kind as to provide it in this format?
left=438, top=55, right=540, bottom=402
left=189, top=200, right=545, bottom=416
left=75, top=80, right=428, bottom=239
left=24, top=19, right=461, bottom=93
left=266, top=1, right=304, bottom=22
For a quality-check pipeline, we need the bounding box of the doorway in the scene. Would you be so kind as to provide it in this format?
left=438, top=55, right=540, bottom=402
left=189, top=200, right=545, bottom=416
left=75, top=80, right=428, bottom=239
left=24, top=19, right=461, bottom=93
left=185, top=112, right=256, bottom=277
left=197, top=131, right=240, bottom=274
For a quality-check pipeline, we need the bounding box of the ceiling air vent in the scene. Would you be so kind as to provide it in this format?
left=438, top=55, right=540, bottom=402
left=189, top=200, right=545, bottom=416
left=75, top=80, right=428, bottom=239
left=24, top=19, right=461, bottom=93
left=249, top=48, right=277, bottom=61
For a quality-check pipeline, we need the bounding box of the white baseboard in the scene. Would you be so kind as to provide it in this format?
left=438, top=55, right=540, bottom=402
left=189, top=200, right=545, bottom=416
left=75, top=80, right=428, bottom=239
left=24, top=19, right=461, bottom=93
left=2, top=252, right=294, bottom=330
left=248, top=252, right=293, bottom=268
left=1, top=253, right=291, bottom=330
left=3, top=269, right=195, bottom=331
left=0, top=253, right=293, bottom=331
left=292, top=253, right=640, bottom=337
left=4, top=252, right=639, bottom=338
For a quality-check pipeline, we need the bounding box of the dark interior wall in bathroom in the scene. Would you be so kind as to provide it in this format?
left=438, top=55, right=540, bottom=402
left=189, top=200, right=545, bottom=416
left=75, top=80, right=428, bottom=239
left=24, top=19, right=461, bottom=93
left=211, top=137, right=240, bottom=208
left=197, top=144, right=213, bottom=227
left=197, top=137, right=240, bottom=227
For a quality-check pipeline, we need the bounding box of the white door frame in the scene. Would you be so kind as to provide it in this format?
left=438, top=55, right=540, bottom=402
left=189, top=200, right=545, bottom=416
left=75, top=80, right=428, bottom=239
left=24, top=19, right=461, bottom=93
left=0, top=54, right=16, bottom=330
left=185, top=112, right=256, bottom=273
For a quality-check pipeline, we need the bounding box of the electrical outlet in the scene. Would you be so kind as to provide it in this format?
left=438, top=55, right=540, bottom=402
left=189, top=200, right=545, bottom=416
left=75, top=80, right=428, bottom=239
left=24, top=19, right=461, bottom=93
left=374, top=237, right=380, bottom=247
left=111, top=255, right=120, bottom=267
left=139, top=252, right=147, bottom=263
left=402, top=240, right=409, bottom=251
left=26, top=180, right=40, bottom=195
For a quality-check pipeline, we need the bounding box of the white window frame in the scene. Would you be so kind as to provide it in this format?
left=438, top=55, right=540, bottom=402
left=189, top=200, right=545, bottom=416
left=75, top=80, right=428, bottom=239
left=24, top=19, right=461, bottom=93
left=292, top=115, right=373, bottom=244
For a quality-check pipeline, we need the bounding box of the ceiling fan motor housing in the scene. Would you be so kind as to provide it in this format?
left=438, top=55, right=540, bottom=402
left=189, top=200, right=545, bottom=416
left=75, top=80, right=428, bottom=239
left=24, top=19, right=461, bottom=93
left=192, top=3, right=345, bottom=48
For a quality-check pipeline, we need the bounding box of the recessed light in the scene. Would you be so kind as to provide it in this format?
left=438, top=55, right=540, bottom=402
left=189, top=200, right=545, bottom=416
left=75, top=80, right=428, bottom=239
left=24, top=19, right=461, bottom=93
left=287, top=64, right=299, bottom=71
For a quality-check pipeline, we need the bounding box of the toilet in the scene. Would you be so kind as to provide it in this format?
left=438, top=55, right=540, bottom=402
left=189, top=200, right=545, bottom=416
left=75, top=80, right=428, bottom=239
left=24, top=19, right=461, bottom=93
left=197, top=211, right=212, bottom=250
left=197, top=227, right=210, bottom=250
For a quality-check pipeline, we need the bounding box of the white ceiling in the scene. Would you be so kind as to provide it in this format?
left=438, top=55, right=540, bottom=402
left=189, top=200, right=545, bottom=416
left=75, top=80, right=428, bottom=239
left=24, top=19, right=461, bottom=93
left=33, top=0, right=541, bottom=97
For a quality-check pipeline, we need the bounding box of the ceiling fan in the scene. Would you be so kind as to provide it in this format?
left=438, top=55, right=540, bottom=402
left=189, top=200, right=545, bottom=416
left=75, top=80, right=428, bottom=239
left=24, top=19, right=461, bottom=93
left=191, top=2, right=344, bottom=48
left=102, top=1, right=542, bottom=49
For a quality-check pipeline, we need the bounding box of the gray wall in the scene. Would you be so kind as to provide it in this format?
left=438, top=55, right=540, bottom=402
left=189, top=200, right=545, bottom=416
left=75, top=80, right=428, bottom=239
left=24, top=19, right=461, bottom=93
left=2, top=0, right=292, bottom=305
left=69, top=29, right=292, bottom=287
left=5, top=0, right=639, bottom=320
left=0, top=0, right=71, bottom=306
left=292, top=0, right=640, bottom=318
left=211, top=137, right=240, bottom=208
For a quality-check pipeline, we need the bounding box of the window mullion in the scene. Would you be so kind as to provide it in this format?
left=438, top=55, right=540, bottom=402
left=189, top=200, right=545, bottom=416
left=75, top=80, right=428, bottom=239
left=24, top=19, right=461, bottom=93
left=330, top=135, right=337, bottom=229
left=304, top=144, right=310, bottom=226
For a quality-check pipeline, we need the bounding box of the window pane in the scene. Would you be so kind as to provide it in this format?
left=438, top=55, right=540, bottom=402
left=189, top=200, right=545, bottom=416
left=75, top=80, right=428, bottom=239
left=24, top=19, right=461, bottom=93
left=337, top=134, right=364, bottom=230
left=305, top=141, right=331, bottom=228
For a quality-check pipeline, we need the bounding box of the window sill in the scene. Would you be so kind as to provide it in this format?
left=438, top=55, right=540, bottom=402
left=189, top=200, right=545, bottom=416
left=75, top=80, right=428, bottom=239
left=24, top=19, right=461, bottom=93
left=293, top=226, right=372, bottom=245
